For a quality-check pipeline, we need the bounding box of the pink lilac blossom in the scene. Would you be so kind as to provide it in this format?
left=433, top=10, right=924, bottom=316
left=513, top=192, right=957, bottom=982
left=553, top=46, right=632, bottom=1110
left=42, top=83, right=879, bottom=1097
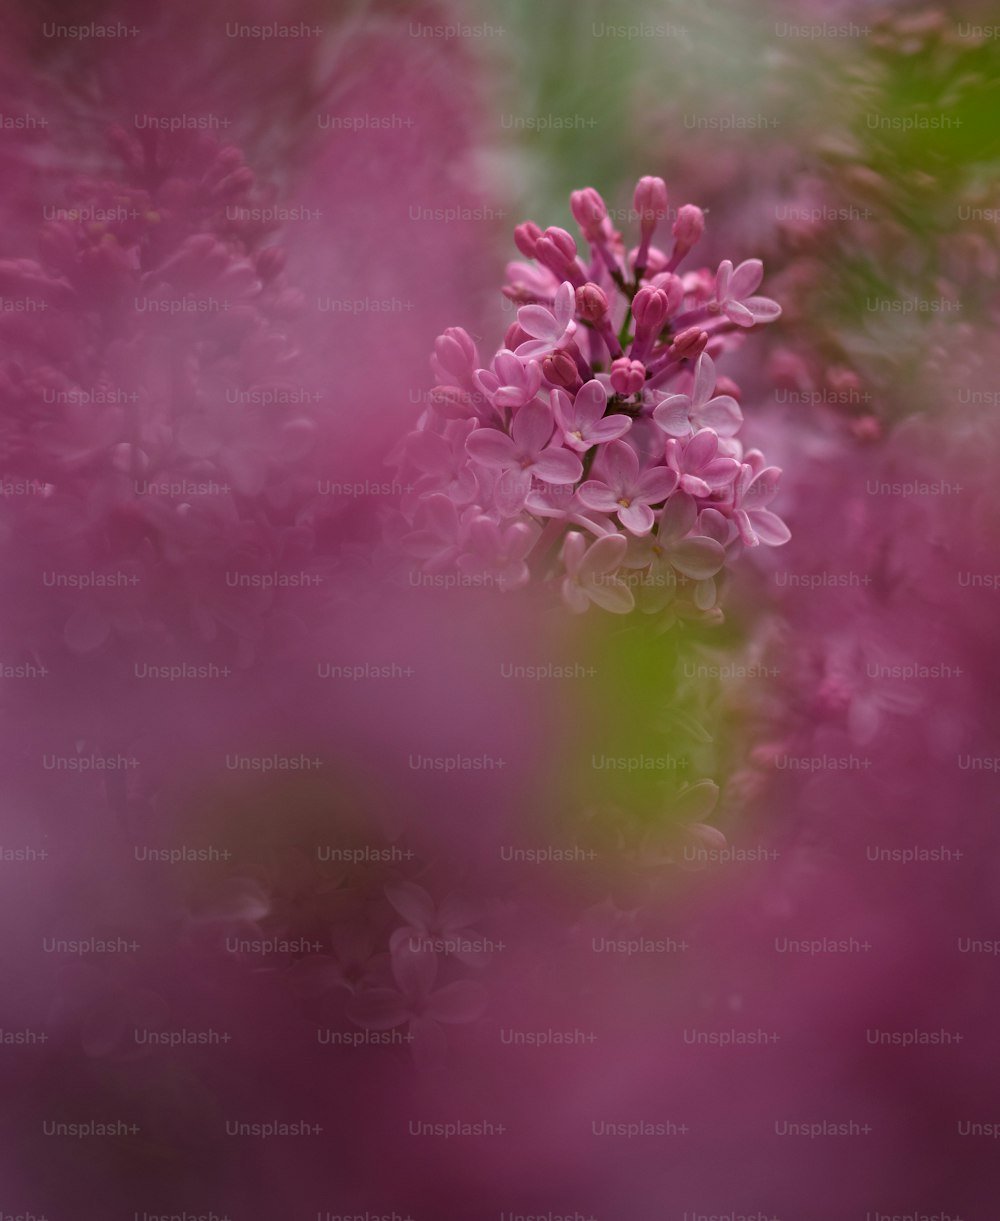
left=392, top=177, right=788, bottom=620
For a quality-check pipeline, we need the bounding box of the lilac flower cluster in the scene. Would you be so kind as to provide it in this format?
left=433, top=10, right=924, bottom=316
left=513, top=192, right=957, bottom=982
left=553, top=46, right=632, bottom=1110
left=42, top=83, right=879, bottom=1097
left=393, top=177, right=788, bottom=618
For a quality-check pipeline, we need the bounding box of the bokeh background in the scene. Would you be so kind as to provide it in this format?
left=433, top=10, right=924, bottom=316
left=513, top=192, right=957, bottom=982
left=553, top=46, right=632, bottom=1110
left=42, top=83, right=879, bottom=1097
left=1, top=0, right=999, bottom=1216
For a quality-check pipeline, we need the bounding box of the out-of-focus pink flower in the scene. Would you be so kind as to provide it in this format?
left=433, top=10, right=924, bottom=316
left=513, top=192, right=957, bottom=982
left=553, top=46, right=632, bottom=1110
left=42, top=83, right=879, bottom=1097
left=560, top=531, right=634, bottom=614
left=348, top=945, right=487, bottom=1070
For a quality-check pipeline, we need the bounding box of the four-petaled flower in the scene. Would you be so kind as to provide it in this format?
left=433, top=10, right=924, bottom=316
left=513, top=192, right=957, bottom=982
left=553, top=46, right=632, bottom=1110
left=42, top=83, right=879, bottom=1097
left=578, top=440, right=678, bottom=536
left=623, top=492, right=726, bottom=612
left=514, top=281, right=578, bottom=358
left=732, top=463, right=791, bottom=547
left=466, top=400, right=583, bottom=506
left=457, top=516, right=540, bottom=591
left=653, top=353, right=743, bottom=438
left=552, top=380, right=632, bottom=453
left=664, top=427, right=740, bottom=496
left=561, top=530, right=634, bottom=614
left=712, top=258, right=782, bottom=328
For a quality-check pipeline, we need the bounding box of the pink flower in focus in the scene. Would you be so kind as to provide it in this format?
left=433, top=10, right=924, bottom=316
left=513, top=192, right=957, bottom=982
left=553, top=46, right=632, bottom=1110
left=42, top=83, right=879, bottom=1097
left=713, top=258, right=782, bottom=328
left=653, top=353, right=744, bottom=438
left=731, top=463, right=791, bottom=547
left=514, top=282, right=578, bottom=358
left=465, top=400, right=583, bottom=505
left=665, top=428, right=740, bottom=496
left=552, top=381, right=632, bottom=453
left=578, top=440, right=678, bottom=536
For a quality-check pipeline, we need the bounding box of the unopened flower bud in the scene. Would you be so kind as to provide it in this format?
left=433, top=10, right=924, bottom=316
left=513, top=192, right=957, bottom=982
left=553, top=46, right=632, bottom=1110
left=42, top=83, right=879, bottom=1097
left=569, top=187, right=608, bottom=240
left=672, top=204, right=705, bottom=250
left=575, top=282, right=609, bottom=322
left=633, top=176, right=668, bottom=239
left=631, top=286, right=670, bottom=334
left=542, top=349, right=581, bottom=390
left=513, top=221, right=542, bottom=259
left=610, top=357, right=646, bottom=397
left=535, top=226, right=578, bottom=276
left=504, top=321, right=530, bottom=350
left=669, top=328, right=709, bottom=360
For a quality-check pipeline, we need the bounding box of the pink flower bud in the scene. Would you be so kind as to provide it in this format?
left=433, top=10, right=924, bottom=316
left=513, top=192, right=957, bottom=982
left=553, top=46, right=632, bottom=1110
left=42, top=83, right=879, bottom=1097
left=669, top=328, right=709, bottom=360
left=575, top=282, right=609, bottom=322
left=535, top=226, right=578, bottom=276
left=672, top=204, right=705, bottom=250
left=432, top=327, right=479, bottom=387
left=649, top=272, right=685, bottom=314
left=716, top=375, right=741, bottom=400
left=542, top=349, right=581, bottom=390
left=513, top=221, right=542, bottom=259
left=504, top=322, right=530, bottom=350
left=851, top=415, right=882, bottom=443
left=610, top=358, right=646, bottom=397
left=631, top=286, right=670, bottom=334
left=569, top=187, right=608, bottom=239
left=633, top=176, right=668, bottom=239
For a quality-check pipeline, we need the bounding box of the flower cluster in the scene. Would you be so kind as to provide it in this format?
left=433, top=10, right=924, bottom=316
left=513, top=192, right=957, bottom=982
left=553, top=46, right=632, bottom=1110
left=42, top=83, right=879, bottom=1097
left=393, top=177, right=788, bottom=618
left=0, top=129, right=328, bottom=665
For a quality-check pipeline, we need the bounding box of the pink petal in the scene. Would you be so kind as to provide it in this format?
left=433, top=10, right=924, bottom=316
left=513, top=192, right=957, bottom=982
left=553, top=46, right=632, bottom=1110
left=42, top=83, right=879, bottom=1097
left=588, top=415, right=632, bottom=444
left=618, top=501, right=655, bottom=535
left=729, top=258, right=764, bottom=299
left=749, top=509, right=791, bottom=546
left=533, top=446, right=584, bottom=485
left=636, top=466, right=678, bottom=504
left=659, top=490, right=698, bottom=543
left=562, top=576, right=590, bottom=614
left=577, top=481, right=620, bottom=512
left=600, top=439, right=640, bottom=491
left=561, top=531, right=587, bottom=577
left=671, top=536, right=726, bottom=579
left=504, top=521, right=541, bottom=561
left=691, top=353, right=717, bottom=407
left=697, top=395, right=743, bottom=437
left=715, top=260, right=733, bottom=302
left=574, top=379, right=607, bottom=427
left=586, top=578, right=635, bottom=614
left=653, top=396, right=692, bottom=438
left=579, top=531, right=627, bottom=579
left=683, top=428, right=720, bottom=470
left=515, top=338, right=556, bottom=359
left=517, top=304, right=559, bottom=340
left=511, top=400, right=555, bottom=456
left=702, top=457, right=740, bottom=489
left=723, top=301, right=756, bottom=328
left=466, top=428, right=517, bottom=469
left=466, top=515, right=503, bottom=557
left=551, top=387, right=574, bottom=430
left=744, top=296, right=782, bottom=324
left=553, top=280, right=576, bottom=328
